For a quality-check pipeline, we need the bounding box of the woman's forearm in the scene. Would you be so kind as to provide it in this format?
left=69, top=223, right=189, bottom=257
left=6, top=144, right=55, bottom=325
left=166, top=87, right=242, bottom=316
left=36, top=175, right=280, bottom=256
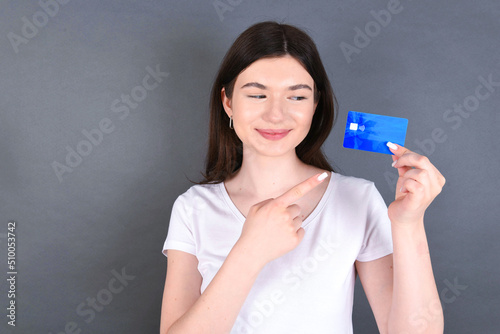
left=167, top=241, right=264, bottom=334
left=388, top=219, right=444, bottom=334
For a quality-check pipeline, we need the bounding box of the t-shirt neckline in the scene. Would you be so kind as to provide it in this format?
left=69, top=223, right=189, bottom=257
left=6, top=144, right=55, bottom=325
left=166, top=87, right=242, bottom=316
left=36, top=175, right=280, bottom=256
left=218, top=171, right=336, bottom=226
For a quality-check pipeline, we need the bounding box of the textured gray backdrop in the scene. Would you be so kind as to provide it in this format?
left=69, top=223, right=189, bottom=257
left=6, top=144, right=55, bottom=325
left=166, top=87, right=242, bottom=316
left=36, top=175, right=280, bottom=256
left=1, top=0, right=499, bottom=333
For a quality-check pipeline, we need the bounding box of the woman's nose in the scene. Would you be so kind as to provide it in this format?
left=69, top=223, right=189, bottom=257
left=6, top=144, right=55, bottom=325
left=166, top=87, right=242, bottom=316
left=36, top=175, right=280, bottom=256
left=262, top=96, right=285, bottom=122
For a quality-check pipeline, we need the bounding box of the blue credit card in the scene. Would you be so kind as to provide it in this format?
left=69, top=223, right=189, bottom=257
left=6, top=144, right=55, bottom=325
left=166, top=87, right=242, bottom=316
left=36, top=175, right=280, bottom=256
left=343, top=111, right=408, bottom=155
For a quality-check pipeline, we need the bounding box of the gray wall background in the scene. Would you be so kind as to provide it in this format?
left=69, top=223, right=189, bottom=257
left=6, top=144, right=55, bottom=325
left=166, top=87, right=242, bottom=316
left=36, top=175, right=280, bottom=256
left=1, top=0, right=498, bottom=333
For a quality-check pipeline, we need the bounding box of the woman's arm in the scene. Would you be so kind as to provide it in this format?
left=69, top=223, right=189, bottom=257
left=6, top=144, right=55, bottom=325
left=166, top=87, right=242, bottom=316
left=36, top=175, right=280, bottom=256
left=357, top=230, right=443, bottom=334
left=387, top=143, right=445, bottom=333
left=160, top=250, right=202, bottom=333
left=357, top=143, right=445, bottom=334
left=388, top=218, right=443, bottom=333
left=161, top=245, right=265, bottom=334
left=161, top=173, right=328, bottom=334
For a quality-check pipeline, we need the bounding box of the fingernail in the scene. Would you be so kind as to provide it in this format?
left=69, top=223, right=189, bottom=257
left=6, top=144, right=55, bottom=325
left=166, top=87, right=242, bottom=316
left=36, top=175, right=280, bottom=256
left=317, top=172, right=328, bottom=181
left=387, top=142, right=398, bottom=150
left=391, top=160, right=397, bottom=167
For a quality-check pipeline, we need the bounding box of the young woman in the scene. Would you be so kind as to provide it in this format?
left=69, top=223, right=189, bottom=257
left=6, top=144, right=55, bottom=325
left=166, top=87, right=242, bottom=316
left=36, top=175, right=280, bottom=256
left=160, top=21, right=445, bottom=334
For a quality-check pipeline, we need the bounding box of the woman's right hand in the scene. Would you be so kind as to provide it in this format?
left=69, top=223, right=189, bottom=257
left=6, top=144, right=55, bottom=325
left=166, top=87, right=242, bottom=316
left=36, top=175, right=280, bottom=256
left=236, top=172, right=328, bottom=266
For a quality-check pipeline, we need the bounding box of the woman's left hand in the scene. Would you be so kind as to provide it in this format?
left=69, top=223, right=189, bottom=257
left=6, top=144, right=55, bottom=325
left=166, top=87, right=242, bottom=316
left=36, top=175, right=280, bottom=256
left=387, top=142, right=446, bottom=225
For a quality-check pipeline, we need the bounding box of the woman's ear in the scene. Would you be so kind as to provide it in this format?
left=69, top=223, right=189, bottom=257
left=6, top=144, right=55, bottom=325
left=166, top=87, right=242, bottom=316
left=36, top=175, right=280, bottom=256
left=221, top=87, right=232, bottom=117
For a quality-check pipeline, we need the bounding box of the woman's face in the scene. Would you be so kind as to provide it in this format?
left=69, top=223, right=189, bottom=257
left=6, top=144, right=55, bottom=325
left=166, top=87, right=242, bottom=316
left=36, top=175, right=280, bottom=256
left=222, top=55, right=318, bottom=158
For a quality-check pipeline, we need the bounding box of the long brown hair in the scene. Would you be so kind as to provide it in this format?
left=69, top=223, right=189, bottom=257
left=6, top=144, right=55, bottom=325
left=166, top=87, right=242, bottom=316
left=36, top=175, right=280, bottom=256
left=198, top=21, right=338, bottom=184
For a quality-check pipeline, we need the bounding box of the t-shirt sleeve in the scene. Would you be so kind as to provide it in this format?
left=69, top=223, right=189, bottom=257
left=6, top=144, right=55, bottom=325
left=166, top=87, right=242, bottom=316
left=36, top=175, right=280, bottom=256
left=162, top=194, right=196, bottom=258
left=356, top=183, right=393, bottom=262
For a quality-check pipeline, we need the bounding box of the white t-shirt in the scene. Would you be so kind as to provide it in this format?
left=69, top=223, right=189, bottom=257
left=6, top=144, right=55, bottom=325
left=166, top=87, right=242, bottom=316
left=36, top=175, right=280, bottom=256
left=162, top=172, right=393, bottom=334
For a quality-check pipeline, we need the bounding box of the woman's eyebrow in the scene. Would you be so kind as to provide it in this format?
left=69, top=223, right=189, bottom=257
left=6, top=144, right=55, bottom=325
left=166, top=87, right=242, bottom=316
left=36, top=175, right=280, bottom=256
left=240, top=82, right=312, bottom=91
left=241, top=82, right=267, bottom=89
left=288, top=84, right=312, bottom=91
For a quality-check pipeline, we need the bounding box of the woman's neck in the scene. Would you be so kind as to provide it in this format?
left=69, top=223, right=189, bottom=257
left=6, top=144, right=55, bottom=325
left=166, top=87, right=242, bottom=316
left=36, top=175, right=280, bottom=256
left=227, top=150, right=323, bottom=199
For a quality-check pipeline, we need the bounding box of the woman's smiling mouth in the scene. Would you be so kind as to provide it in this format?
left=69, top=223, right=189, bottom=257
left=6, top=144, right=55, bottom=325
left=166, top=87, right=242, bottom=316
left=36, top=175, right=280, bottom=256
left=255, top=129, right=291, bottom=141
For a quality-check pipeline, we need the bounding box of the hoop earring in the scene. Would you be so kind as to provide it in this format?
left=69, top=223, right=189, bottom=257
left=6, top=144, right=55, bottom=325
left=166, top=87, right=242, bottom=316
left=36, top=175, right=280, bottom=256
left=229, top=115, right=233, bottom=129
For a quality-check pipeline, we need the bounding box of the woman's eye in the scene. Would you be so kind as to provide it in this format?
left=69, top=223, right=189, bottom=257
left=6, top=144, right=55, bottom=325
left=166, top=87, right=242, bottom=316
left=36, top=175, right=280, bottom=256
left=248, top=95, right=266, bottom=99
left=290, top=96, right=306, bottom=101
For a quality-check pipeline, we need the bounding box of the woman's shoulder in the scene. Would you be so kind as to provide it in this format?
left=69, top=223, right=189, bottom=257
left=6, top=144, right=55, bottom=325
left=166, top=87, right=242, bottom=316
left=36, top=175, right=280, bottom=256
left=332, top=171, right=375, bottom=187
left=174, top=182, right=222, bottom=203
left=330, top=172, right=378, bottom=196
left=169, top=182, right=223, bottom=216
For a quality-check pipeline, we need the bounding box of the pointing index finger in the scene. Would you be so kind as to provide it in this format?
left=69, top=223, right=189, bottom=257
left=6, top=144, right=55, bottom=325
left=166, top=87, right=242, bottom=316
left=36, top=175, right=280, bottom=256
left=276, top=172, right=329, bottom=206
